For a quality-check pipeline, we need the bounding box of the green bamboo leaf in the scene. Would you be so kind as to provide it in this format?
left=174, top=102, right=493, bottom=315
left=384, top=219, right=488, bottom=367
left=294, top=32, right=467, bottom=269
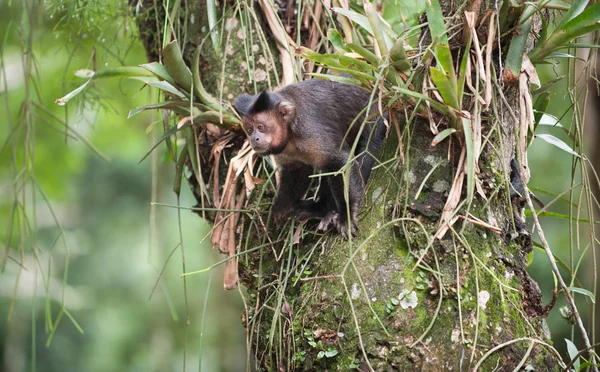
left=566, top=287, right=595, bottom=303
left=529, top=2, right=600, bottom=62
left=431, top=128, right=457, bottom=146
left=327, top=29, right=350, bottom=52
left=555, top=0, right=588, bottom=31
left=346, top=43, right=381, bottom=66
left=135, top=77, right=187, bottom=98
left=332, top=8, right=373, bottom=35
left=56, top=66, right=156, bottom=105
left=546, top=52, right=581, bottom=60
left=392, top=86, right=454, bottom=118
left=389, top=39, right=411, bottom=73
left=364, top=1, right=390, bottom=54
left=430, top=67, right=460, bottom=109
left=139, top=123, right=190, bottom=164
left=128, top=101, right=193, bottom=118
left=565, top=339, right=581, bottom=371
left=525, top=209, right=600, bottom=224
left=298, top=46, right=377, bottom=71
left=307, top=73, right=362, bottom=86
left=332, top=7, right=399, bottom=42
left=425, top=0, right=448, bottom=45
left=532, top=92, right=550, bottom=140
left=532, top=75, right=564, bottom=97
left=535, top=133, right=580, bottom=157
left=461, top=117, right=475, bottom=202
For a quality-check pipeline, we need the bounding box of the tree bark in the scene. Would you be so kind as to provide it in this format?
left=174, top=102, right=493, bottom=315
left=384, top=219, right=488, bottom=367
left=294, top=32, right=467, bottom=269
left=135, top=1, right=563, bottom=370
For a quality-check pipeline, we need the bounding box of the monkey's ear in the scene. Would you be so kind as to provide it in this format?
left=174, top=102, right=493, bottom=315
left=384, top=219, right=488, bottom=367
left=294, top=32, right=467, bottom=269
left=251, top=90, right=272, bottom=113
left=278, top=100, right=296, bottom=122
left=234, top=94, right=254, bottom=116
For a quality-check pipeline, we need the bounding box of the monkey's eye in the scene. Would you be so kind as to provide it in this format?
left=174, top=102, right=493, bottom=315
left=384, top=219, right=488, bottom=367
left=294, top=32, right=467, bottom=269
left=245, top=126, right=253, bottom=133
left=256, top=124, right=264, bottom=131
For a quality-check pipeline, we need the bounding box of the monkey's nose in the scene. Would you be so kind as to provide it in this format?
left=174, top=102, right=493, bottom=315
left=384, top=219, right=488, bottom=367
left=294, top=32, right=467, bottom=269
left=255, top=137, right=260, bottom=142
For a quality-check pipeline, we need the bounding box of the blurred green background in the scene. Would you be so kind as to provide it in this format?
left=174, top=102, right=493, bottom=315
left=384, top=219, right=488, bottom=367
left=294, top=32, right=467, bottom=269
left=0, top=1, right=597, bottom=371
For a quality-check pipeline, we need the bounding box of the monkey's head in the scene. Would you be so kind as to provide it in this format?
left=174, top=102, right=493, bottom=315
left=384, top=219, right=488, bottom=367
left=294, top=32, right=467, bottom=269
left=234, top=91, right=296, bottom=156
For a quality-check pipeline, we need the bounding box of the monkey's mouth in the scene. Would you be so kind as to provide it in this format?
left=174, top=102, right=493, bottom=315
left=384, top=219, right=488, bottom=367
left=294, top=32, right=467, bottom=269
left=251, top=145, right=271, bottom=156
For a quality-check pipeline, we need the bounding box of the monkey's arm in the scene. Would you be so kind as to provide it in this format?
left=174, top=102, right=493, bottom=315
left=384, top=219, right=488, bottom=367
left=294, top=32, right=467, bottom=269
left=271, top=162, right=313, bottom=222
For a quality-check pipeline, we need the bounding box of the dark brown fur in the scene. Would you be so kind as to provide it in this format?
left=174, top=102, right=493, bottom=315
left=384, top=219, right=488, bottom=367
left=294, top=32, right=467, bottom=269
left=235, top=79, right=385, bottom=239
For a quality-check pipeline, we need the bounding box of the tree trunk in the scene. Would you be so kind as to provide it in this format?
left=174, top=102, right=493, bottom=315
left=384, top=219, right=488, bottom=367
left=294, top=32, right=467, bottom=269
left=135, top=0, right=563, bottom=370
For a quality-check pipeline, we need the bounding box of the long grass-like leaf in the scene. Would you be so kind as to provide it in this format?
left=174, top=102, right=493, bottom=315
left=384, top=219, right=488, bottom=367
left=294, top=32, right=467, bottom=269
left=56, top=66, right=156, bottom=105
left=535, top=133, right=580, bottom=157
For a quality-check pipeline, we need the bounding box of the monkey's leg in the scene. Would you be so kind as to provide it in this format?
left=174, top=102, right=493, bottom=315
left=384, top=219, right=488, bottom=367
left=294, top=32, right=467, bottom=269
left=294, top=177, right=336, bottom=221
left=271, top=163, right=313, bottom=223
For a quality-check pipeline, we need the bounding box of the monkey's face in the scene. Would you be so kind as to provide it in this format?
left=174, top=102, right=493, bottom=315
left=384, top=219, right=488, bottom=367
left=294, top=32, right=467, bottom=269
left=243, top=111, right=288, bottom=155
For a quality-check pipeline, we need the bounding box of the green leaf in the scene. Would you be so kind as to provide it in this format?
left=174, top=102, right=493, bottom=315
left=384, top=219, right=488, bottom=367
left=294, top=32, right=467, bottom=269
left=324, top=349, right=338, bottom=358
left=317, top=351, right=325, bottom=359
left=56, top=66, right=157, bottom=105
left=364, top=1, right=390, bottom=54
left=526, top=209, right=600, bottom=224
left=566, top=287, right=596, bottom=303
left=345, top=43, right=380, bottom=67
left=431, top=128, right=457, bottom=146
left=430, top=67, right=459, bottom=109
left=526, top=250, right=534, bottom=266
left=327, top=29, right=350, bottom=52
left=555, top=0, right=588, bottom=31
left=135, top=77, right=187, bottom=98
left=163, top=40, right=193, bottom=94
left=425, top=0, right=448, bottom=46
left=536, top=112, right=563, bottom=127
left=529, top=2, right=600, bottom=62
left=193, top=45, right=221, bottom=110
left=332, top=8, right=373, bottom=35
left=141, top=62, right=176, bottom=85
left=565, top=338, right=581, bottom=371
left=535, top=133, right=580, bottom=157
left=307, top=73, right=362, bottom=86
left=129, top=101, right=193, bottom=119
left=504, top=17, right=532, bottom=84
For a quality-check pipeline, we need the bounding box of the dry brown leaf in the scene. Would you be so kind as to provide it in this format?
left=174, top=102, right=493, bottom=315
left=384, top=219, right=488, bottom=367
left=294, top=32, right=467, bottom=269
left=437, top=146, right=466, bottom=239
left=257, top=0, right=296, bottom=85
left=463, top=213, right=501, bottom=233
left=177, top=116, right=192, bottom=129
left=223, top=257, right=238, bottom=290
left=465, top=56, right=486, bottom=105
left=484, top=12, right=496, bottom=108
left=518, top=67, right=533, bottom=185
left=465, top=12, right=487, bottom=82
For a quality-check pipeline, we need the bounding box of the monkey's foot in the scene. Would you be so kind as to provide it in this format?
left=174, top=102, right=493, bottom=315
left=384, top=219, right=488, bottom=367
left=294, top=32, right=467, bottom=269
left=336, top=218, right=359, bottom=240
left=317, top=211, right=339, bottom=231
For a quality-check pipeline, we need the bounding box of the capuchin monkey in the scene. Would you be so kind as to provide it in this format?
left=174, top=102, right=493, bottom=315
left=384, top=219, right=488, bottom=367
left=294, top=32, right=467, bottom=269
left=235, top=79, right=385, bottom=239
